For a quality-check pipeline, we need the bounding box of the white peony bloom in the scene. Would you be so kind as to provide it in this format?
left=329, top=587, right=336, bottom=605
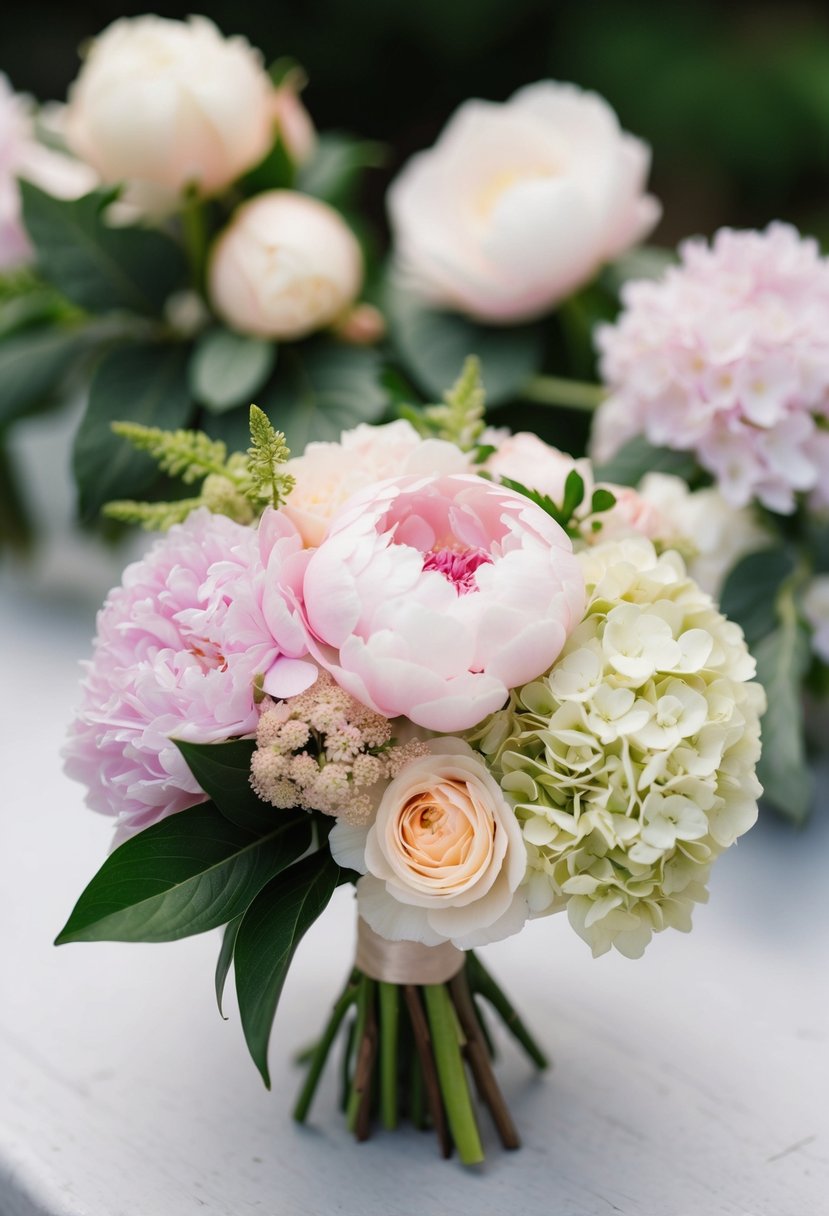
left=388, top=81, right=659, bottom=323
left=208, top=190, right=363, bottom=340
left=65, top=16, right=274, bottom=204
left=469, top=537, right=765, bottom=960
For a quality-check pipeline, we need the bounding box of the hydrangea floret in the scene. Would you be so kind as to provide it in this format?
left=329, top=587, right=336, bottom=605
left=469, top=537, right=766, bottom=959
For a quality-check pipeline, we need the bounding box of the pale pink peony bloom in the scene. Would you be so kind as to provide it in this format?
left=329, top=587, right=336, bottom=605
left=295, top=473, right=585, bottom=731
left=284, top=419, right=471, bottom=547
left=388, top=80, right=659, bottom=323
left=0, top=74, right=97, bottom=270
left=329, top=738, right=529, bottom=949
left=594, top=224, right=829, bottom=513
left=63, top=509, right=306, bottom=836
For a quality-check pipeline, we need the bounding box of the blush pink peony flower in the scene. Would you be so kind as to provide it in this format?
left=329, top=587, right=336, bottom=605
left=63, top=509, right=306, bottom=836
left=594, top=224, right=829, bottom=513
left=294, top=473, right=585, bottom=731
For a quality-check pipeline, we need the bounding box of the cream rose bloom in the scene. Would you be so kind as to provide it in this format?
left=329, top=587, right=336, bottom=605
left=330, top=738, right=529, bottom=949
left=208, top=190, right=363, bottom=340
left=388, top=80, right=660, bottom=323
left=284, top=419, right=471, bottom=546
left=65, top=16, right=273, bottom=202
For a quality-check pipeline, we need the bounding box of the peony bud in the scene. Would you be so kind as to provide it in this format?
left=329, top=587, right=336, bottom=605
left=65, top=16, right=274, bottom=202
left=208, top=190, right=363, bottom=340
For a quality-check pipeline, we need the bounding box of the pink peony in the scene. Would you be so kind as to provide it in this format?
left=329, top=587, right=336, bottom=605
left=63, top=509, right=306, bottom=836
left=295, top=473, right=585, bottom=731
left=594, top=224, right=829, bottom=513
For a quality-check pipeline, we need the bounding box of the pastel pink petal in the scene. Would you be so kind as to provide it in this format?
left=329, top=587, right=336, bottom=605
left=408, top=675, right=508, bottom=732
left=262, top=656, right=319, bottom=699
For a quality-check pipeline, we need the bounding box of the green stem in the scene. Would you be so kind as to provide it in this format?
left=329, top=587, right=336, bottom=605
left=378, top=982, right=399, bottom=1130
left=522, top=374, right=605, bottom=412
left=467, top=953, right=549, bottom=1070
left=293, top=975, right=358, bottom=1123
left=423, top=984, right=484, bottom=1167
left=181, top=193, right=208, bottom=293
left=409, top=1049, right=426, bottom=1129
left=346, top=976, right=375, bottom=1132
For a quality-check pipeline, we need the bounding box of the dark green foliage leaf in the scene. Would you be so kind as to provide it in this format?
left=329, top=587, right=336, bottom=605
left=501, top=477, right=564, bottom=526
left=73, top=342, right=193, bottom=520
left=590, top=488, right=617, bottom=514
left=561, top=469, right=585, bottom=519
left=55, top=802, right=312, bottom=945
left=215, top=915, right=243, bottom=1018
left=174, top=739, right=277, bottom=835
left=260, top=341, right=388, bottom=452
left=20, top=183, right=187, bottom=315
left=386, top=284, right=543, bottom=407
left=755, top=619, right=814, bottom=823
left=234, top=851, right=343, bottom=1087
left=594, top=435, right=699, bottom=487
left=0, top=438, right=33, bottom=553
left=241, top=136, right=295, bottom=194
left=189, top=328, right=277, bottom=413
left=719, top=547, right=795, bottom=647
left=297, top=132, right=385, bottom=208
left=0, top=324, right=97, bottom=425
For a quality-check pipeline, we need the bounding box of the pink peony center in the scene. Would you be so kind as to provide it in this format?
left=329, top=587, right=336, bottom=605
left=421, top=545, right=493, bottom=595
left=184, top=633, right=228, bottom=673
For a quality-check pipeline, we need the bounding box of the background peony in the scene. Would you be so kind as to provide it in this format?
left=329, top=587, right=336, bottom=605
left=209, top=190, right=363, bottom=340
left=330, top=738, right=529, bottom=949
left=63, top=509, right=304, bottom=837
left=65, top=15, right=274, bottom=206
left=594, top=224, right=829, bottom=513
left=296, top=473, right=586, bottom=731
left=388, top=80, right=660, bottom=323
left=470, top=537, right=765, bottom=958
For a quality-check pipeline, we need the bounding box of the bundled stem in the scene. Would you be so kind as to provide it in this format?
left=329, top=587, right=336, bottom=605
left=293, top=953, right=547, bottom=1165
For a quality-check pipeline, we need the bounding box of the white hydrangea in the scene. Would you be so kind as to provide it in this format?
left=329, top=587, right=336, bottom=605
left=470, top=537, right=765, bottom=959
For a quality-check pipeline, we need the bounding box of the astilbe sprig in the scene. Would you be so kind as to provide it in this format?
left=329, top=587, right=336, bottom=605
left=401, top=356, right=486, bottom=452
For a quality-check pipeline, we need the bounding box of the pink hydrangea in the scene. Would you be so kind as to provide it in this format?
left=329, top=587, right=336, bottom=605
left=63, top=509, right=306, bottom=836
left=593, top=224, right=829, bottom=513
left=294, top=473, right=585, bottom=731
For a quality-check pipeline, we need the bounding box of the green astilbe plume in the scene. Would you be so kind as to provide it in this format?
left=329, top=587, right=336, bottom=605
left=104, top=406, right=294, bottom=531
left=421, top=356, right=486, bottom=451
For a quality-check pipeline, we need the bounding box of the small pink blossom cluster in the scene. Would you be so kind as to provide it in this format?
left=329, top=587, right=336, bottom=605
left=250, top=672, right=429, bottom=824
left=593, top=224, right=829, bottom=513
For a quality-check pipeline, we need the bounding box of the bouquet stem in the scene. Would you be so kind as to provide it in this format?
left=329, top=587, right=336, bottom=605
left=293, top=950, right=548, bottom=1165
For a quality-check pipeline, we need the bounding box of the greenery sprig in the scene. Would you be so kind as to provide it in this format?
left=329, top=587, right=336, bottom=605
left=402, top=355, right=486, bottom=451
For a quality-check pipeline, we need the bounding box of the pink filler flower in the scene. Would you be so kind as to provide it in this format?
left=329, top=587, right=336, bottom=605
left=292, top=473, right=585, bottom=732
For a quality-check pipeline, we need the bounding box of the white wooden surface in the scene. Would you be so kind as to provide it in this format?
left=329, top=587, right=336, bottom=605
left=2, top=569, right=828, bottom=1216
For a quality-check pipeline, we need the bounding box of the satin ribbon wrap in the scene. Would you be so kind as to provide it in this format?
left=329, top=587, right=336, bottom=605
left=355, top=918, right=464, bottom=985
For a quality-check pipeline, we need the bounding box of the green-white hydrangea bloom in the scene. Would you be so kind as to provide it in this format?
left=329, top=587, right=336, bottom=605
left=468, top=536, right=765, bottom=960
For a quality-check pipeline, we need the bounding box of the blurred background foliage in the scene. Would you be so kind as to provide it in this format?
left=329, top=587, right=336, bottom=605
left=9, top=0, right=829, bottom=245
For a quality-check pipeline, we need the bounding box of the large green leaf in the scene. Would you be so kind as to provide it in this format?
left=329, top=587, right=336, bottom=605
left=0, top=324, right=96, bottom=426
left=260, top=340, right=388, bottom=452
left=73, top=341, right=193, bottom=520
left=594, top=435, right=699, bottom=486
left=55, top=802, right=311, bottom=945
left=755, top=618, right=814, bottom=823
left=234, top=851, right=343, bottom=1086
left=174, top=739, right=277, bottom=835
left=386, top=284, right=543, bottom=407
left=719, top=547, right=795, bottom=647
left=189, top=328, right=277, bottom=414
left=20, top=182, right=187, bottom=315
left=215, top=915, right=243, bottom=1018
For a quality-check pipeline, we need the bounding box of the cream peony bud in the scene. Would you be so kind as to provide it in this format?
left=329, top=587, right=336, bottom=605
left=388, top=80, right=660, bottom=323
left=65, top=16, right=274, bottom=201
left=208, top=190, right=363, bottom=340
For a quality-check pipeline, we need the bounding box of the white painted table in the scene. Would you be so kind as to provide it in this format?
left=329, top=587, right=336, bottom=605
left=2, top=571, right=828, bottom=1216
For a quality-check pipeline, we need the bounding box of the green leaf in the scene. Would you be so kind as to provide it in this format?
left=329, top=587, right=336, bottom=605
left=601, top=245, right=676, bottom=295
left=189, top=328, right=277, bottom=413
left=215, top=915, right=243, bottom=1018
left=241, top=135, right=295, bottom=194
left=561, top=469, right=586, bottom=520
left=386, top=284, right=543, bottom=407
left=297, top=132, right=386, bottom=207
left=590, top=488, right=617, bottom=514
left=755, top=619, right=814, bottom=823
left=594, top=435, right=699, bottom=487
left=500, top=477, right=565, bottom=526
left=20, top=182, right=187, bottom=315
left=0, top=437, right=33, bottom=554
left=234, top=851, right=343, bottom=1087
left=73, top=342, right=193, bottom=520
left=174, top=739, right=278, bottom=835
left=260, top=341, right=388, bottom=452
left=0, top=324, right=97, bottom=425
left=55, top=802, right=312, bottom=945
left=719, top=547, right=795, bottom=647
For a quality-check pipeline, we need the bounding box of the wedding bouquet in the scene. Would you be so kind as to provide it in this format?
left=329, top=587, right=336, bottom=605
left=58, top=365, right=765, bottom=1164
